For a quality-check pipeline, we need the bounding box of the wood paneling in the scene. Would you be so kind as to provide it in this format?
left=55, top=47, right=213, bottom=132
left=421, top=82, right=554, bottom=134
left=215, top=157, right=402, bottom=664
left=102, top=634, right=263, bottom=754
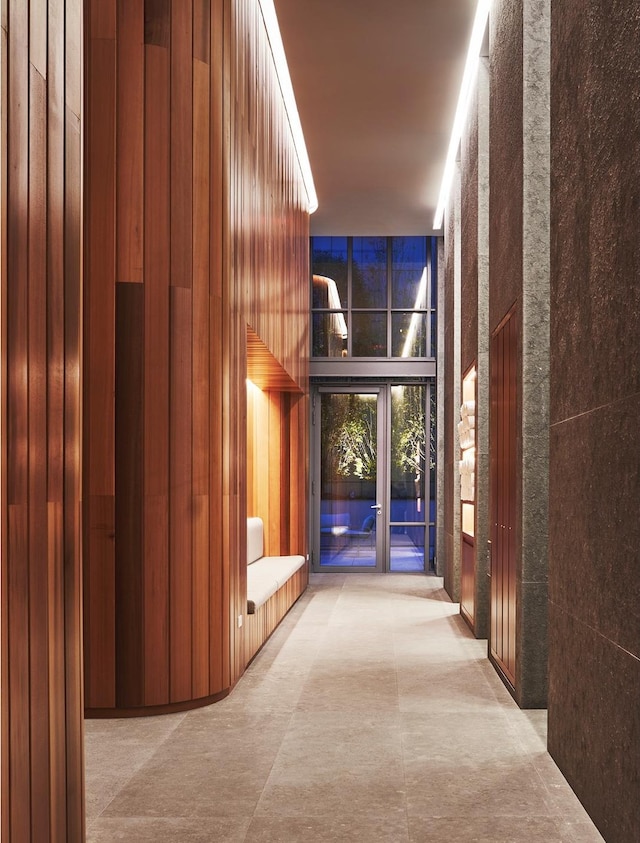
left=84, top=0, right=310, bottom=714
left=1, top=0, right=84, bottom=837
left=490, top=307, right=518, bottom=687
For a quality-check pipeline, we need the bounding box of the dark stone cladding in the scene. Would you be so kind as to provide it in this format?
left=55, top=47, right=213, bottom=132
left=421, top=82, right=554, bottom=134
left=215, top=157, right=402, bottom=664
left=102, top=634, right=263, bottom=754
left=549, top=3, right=640, bottom=841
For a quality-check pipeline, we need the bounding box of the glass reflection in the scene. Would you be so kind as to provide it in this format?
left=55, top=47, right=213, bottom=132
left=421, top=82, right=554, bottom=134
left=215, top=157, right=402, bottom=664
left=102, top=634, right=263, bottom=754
left=312, top=237, right=348, bottom=309
left=392, top=237, right=427, bottom=309
left=392, top=312, right=427, bottom=358
left=312, top=312, right=348, bottom=358
left=352, top=312, right=387, bottom=357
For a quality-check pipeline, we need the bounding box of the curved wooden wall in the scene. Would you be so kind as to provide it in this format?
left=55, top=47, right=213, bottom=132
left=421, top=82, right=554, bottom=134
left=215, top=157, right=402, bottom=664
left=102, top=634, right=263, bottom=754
left=1, top=0, right=85, bottom=838
left=83, top=0, right=309, bottom=714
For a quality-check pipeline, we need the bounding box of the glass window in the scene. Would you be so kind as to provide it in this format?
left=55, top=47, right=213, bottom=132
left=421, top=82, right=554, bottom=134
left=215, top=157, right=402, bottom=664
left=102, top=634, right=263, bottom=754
left=391, top=237, right=427, bottom=309
left=352, top=237, right=387, bottom=309
left=352, top=312, right=387, bottom=357
left=310, top=235, right=436, bottom=360
left=312, top=237, right=348, bottom=309
left=312, top=312, right=348, bottom=358
left=392, top=312, right=427, bottom=358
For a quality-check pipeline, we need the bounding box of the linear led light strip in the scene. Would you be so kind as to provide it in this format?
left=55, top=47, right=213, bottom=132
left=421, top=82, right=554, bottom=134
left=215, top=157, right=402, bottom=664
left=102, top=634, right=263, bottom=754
left=433, top=0, right=491, bottom=230
left=259, top=0, right=319, bottom=214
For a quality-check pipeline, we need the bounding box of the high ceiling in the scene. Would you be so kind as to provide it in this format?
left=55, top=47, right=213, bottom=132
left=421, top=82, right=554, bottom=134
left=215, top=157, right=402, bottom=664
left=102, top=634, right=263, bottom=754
left=273, top=0, right=478, bottom=235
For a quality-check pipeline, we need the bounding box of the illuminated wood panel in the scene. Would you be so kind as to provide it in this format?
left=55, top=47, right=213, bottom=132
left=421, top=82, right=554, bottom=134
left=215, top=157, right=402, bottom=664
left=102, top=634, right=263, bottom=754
left=83, top=0, right=310, bottom=714
left=1, top=0, right=84, bottom=838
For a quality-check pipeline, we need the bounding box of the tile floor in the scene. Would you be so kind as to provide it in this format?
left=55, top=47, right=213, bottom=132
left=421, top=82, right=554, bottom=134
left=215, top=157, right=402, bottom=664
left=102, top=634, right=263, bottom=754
left=85, top=574, right=604, bottom=842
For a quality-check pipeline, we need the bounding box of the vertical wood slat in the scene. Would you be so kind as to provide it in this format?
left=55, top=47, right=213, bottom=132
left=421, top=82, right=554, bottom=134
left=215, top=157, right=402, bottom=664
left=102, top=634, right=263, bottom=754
left=171, top=0, right=193, bottom=289
left=0, top=3, right=8, bottom=837
left=143, top=40, right=171, bottom=705
left=28, top=63, right=52, bottom=843
left=116, top=0, right=144, bottom=283
left=115, top=282, right=145, bottom=706
left=2, top=0, right=84, bottom=835
left=170, top=286, right=193, bottom=702
left=192, top=49, right=211, bottom=691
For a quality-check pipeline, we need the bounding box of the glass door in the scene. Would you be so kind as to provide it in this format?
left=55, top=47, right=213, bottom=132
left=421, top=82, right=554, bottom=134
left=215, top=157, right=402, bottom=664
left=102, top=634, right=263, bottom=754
left=312, top=383, right=431, bottom=573
left=388, top=384, right=428, bottom=571
left=314, top=389, right=384, bottom=570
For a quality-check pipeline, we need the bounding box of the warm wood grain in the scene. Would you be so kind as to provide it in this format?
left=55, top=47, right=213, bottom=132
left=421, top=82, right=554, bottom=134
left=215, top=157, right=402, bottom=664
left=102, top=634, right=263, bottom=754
left=169, top=286, right=194, bottom=702
left=117, top=0, right=144, bottom=283
left=143, top=43, right=170, bottom=497
left=83, top=0, right=310, bottom=715
left=144, top=0, right=169, bottom=47
left=143, top=495, right=169, bottom=704
left=170, top=0, right=193, bottom=289
left=2, top=0, right=84, bottom=834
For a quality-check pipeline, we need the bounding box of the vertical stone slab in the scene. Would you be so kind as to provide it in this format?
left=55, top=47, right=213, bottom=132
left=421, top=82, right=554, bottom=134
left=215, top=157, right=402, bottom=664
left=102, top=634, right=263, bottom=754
left=518, top=0, right=550, bottom=707
left=474, top=56, right=490, bottom=640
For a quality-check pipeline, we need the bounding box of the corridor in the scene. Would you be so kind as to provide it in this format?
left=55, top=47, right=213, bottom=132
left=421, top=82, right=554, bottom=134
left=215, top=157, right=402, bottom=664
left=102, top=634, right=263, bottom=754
left=85, top=575, right=603, bottom=842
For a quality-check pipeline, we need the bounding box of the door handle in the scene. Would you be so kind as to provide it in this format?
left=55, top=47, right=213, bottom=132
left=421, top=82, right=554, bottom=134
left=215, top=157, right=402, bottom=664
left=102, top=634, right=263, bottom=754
left=371, top=504, right=382, bottom=514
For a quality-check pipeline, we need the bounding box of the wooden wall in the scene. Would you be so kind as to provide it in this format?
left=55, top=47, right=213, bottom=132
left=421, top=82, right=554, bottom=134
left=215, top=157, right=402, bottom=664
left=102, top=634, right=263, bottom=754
left=1, top=0, right=85, bottom=838
left=83, top=0, right=309, bottom=713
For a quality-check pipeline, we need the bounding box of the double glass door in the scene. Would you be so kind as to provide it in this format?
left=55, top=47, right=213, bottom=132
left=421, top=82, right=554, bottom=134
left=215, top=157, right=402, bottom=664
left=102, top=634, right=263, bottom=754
left=312, top=383, right=433, bottom=572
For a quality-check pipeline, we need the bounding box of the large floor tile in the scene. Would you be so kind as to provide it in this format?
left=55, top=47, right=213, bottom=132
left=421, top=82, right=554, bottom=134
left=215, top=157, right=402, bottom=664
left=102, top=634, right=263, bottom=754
left=87, top=816, right=250, bottom=842
left=84, top=573, right=604, bottom=842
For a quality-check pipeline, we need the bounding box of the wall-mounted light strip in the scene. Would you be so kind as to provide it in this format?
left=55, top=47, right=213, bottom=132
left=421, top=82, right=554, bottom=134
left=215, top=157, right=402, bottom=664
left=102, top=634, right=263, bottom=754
left=433, top=0, right=491, bottom=230
left=259, top=0, right=319, bottom=214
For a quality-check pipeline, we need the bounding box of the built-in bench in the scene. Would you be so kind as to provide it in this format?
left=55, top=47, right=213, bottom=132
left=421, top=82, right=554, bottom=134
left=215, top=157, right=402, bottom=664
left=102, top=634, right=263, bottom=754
left=245, top=517, right=308, bottom=664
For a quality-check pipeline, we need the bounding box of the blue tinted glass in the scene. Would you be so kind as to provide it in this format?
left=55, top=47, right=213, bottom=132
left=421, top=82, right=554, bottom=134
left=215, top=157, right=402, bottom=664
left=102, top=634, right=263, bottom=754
left=392, top=237, right=427, bottom=309
left=312, top=237, right=348, bottom=309
left=430, top=237, right=438, bottom=309
left=352, top=237, right=387, bottom=308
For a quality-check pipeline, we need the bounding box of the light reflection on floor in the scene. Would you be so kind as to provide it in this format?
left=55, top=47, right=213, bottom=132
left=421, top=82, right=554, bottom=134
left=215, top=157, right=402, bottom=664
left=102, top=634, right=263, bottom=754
left=320, top=533, right=426, bottom=571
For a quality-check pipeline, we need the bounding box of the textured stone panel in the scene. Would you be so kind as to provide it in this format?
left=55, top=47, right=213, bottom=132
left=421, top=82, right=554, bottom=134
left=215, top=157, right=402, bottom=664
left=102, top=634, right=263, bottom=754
left=489, top=0, right=524, bottom=332
left=549, top=394, right=640, bottom=659
left=461, top=81, right=479, bottom=374
left=548, top=602, right=640, bottom=843
left=550, top=3, right=640, bottom=424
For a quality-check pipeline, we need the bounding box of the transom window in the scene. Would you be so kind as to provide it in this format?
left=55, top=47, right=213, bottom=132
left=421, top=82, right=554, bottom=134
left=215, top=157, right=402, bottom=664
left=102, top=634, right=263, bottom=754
left=311, top=236, right=437, bottom=359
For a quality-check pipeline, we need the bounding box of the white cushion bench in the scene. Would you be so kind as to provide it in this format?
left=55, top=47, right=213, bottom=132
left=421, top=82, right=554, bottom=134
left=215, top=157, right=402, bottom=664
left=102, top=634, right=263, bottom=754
left=245, top=517, right=308, bottom=663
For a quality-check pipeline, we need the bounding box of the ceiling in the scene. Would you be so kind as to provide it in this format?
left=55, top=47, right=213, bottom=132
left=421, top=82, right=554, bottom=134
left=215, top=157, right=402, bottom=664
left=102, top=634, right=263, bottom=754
left=273, top=0, right=478, bottom=236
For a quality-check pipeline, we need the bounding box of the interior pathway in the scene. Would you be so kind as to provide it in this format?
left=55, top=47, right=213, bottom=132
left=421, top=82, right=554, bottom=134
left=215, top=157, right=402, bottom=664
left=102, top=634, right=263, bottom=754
left=85, top=574, right=604, bottom=842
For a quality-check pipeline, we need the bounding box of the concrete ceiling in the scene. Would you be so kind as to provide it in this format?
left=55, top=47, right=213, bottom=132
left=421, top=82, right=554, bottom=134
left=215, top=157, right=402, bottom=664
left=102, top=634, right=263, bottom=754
left=273, top=0, right=477, bottom=235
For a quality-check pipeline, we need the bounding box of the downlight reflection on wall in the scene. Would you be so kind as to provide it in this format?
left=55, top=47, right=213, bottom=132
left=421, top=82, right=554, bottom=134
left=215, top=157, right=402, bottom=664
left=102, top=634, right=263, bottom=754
left=258, top=0, right=318, bottom=213
left=433, top=0, right=491, bottom=229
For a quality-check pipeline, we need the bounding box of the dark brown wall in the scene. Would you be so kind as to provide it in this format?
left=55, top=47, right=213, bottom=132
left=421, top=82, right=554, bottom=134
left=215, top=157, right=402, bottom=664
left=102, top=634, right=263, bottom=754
left=1, top=0, right=85, bottom=838
left=549, top=4, right=640, bottom=840
left=83, top=0, right=309, bottom=714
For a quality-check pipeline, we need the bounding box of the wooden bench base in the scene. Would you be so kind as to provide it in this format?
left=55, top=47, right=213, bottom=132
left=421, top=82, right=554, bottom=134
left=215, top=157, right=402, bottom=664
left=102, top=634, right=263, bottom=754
left=244, top=564, right=308, bottom=665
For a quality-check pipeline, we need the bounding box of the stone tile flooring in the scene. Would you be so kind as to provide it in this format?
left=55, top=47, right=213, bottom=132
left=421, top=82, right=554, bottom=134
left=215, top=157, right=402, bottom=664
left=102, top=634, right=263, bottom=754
left=85, top=574, right=604, bottom=842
